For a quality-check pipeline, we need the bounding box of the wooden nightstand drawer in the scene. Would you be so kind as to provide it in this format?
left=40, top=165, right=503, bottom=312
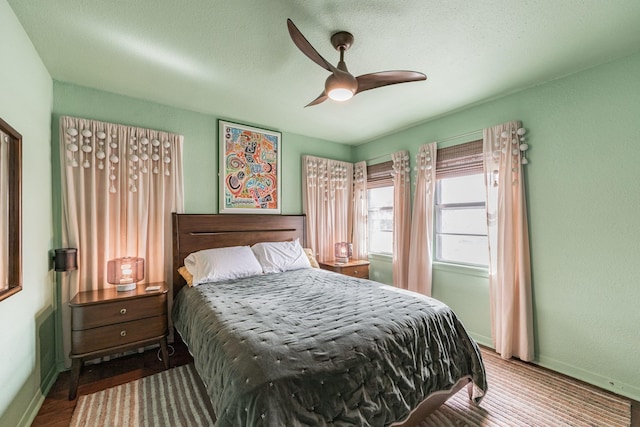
left=71, top=314, right=167, bottom=355
left=319, top=260, right=370, bottom=279
left=342, top=265, right=368, bottom=278
left=72, top=293, right=167, bottom=330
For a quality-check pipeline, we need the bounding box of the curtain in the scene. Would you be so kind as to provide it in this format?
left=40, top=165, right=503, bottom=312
left=483, top=121, right=534, bottom=361
left=59, top=116, right=184, bottom=366
left=0, top=130, right=7, bottom=290
left=352, top=161, right=367, bottom=260
left=407, top=143, right=437, bottom=295
left=391, top=151, right=411, bottom=288
left=302, top=155, right=353, bottom=262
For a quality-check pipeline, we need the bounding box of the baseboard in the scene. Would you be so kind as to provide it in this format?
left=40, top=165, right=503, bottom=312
left=16, top=365, right=59, bottom=427
left=536, top=353, right=640, bottom=402
left=471, top=336, right=639, bottom=403
left=57, top=359, right=70, bottom=371
left=468, top=332, right=493, bottom=349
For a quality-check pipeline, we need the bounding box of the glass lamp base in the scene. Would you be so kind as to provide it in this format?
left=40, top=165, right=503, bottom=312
left=116, top=283, right=137, bottom=292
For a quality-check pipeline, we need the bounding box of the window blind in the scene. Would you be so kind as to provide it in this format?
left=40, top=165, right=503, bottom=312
left=436, top=139, right=483, bottom=179
left=367, top=160, right=393, bottom=188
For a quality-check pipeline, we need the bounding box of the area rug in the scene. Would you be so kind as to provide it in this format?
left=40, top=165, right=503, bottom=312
left=70, top=364, right=215, bottom=427
left=71, top=349, right=631, bottom=426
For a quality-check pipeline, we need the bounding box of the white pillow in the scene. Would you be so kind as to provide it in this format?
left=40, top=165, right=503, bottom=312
left=251, top=239, right=311, bottom=273
left=184, top=245, right=263, bottom=286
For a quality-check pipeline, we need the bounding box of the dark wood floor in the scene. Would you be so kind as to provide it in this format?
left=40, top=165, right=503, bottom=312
left=31, top=338, right=193, bottom=427
left=32, top=339, right=639, bottom=427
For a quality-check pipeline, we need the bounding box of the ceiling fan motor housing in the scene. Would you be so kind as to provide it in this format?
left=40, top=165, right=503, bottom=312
left=325, top=71, right=357, bottom=101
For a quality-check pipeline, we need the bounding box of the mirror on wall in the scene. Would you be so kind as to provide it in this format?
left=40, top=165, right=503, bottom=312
left=0, top=117, right=22, bottom=302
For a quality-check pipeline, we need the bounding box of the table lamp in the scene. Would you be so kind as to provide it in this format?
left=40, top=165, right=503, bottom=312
left=334, top=242, right=352, bottom=264
left=107, top=257, right=144, bottom=291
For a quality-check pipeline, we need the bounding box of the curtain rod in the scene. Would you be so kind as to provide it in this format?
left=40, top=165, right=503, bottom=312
left=365, top=153, right=393, bottom=164
left=434, top=128, right=483, bottom=145
left=365, top=128, right=483, bottom=164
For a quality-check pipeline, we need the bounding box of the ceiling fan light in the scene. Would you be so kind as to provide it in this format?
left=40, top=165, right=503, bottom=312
left=328, top=87, right=354, bottom=101
left=325, top=72, right=357, bottom=102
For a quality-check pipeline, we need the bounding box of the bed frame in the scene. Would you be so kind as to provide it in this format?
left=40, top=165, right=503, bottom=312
left=171, top=213, right=473, bottom=426
left=172, top=213, right=306, bottom=297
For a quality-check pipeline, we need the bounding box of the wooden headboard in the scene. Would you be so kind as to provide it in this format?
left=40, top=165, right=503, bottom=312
left=172, top=213, right=306, bottom=296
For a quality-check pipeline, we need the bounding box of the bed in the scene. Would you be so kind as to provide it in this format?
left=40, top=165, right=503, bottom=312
left=171, top=213, right=486, bottom=426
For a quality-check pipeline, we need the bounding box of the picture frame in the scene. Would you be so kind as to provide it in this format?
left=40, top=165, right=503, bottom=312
left=219, top=120, right=282, bottom=214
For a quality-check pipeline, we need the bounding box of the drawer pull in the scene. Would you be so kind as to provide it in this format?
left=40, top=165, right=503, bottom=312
left=120, top=308, right=127, bottom=315
left=120, top=330, right=127, bottom=337
left=354, top=270, right=358, bottom=274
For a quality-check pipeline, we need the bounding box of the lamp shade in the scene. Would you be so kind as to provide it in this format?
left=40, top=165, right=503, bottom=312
left=54, top=248, right=78, bottom=272
left=107, top=257, right=144, bottom=291
left=334, top=242, right=353, bottom=263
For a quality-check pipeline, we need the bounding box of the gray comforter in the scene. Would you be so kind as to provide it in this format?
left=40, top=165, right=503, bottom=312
left=173, top=268, right=486, bottom=426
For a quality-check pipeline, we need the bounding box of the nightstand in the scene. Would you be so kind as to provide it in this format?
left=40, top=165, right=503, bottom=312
left=318, top=259, right=370, bottom=279
left=68, top=282, right=169, bottom=400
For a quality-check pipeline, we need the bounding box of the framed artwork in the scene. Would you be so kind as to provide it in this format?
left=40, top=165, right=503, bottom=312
left=219, top=120, right=281, bottom=214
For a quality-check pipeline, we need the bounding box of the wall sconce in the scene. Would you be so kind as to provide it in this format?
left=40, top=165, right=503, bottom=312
left=54, top=248, right=78, bottom=272
left=107, top=257, right=144, bottom=292
left=334, top=242, right=353, bottom=264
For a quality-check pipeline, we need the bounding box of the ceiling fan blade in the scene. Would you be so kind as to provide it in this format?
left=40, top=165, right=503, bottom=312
left=287, top=19, right=336, bottom=73
left=356, top=71, right=426, bottom=94
left=305, top=92, right=328, bottom=107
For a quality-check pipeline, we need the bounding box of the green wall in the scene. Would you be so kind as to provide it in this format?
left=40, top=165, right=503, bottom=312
left=0, top=2, right=55, bottom=426
left=354, top=51, right=640, bottom=401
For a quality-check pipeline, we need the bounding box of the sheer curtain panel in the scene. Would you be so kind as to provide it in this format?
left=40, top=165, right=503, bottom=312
left=483, top=120, right=533, bottom=361
left=407, top=143, right=437, bottom=295
left=352, top=161, right=368, bottom=260
left=302, top=155, right=353, bottom=262
left=391, top=151, right=411, bottom=288
left=59, top=116, right=184, bottom=366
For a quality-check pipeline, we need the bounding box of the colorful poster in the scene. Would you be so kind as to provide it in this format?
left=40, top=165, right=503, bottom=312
left=219, top=121, right=281, bottom=213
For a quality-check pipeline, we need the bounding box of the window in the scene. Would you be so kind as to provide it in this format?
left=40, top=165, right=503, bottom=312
left=367, top=161, right=394, bottom=255
left=368, top=186, right=393, bottom=254
left=434, top=139, right=488, bottom=267
left=435, top=174, right=488, bottom=267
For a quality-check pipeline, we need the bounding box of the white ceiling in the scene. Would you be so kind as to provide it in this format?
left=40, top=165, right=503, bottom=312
left=8, top=0, right=640, bottom=144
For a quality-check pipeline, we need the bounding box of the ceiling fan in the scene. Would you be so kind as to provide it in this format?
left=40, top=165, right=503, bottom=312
left=287, top=19, right=427, bottom=107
